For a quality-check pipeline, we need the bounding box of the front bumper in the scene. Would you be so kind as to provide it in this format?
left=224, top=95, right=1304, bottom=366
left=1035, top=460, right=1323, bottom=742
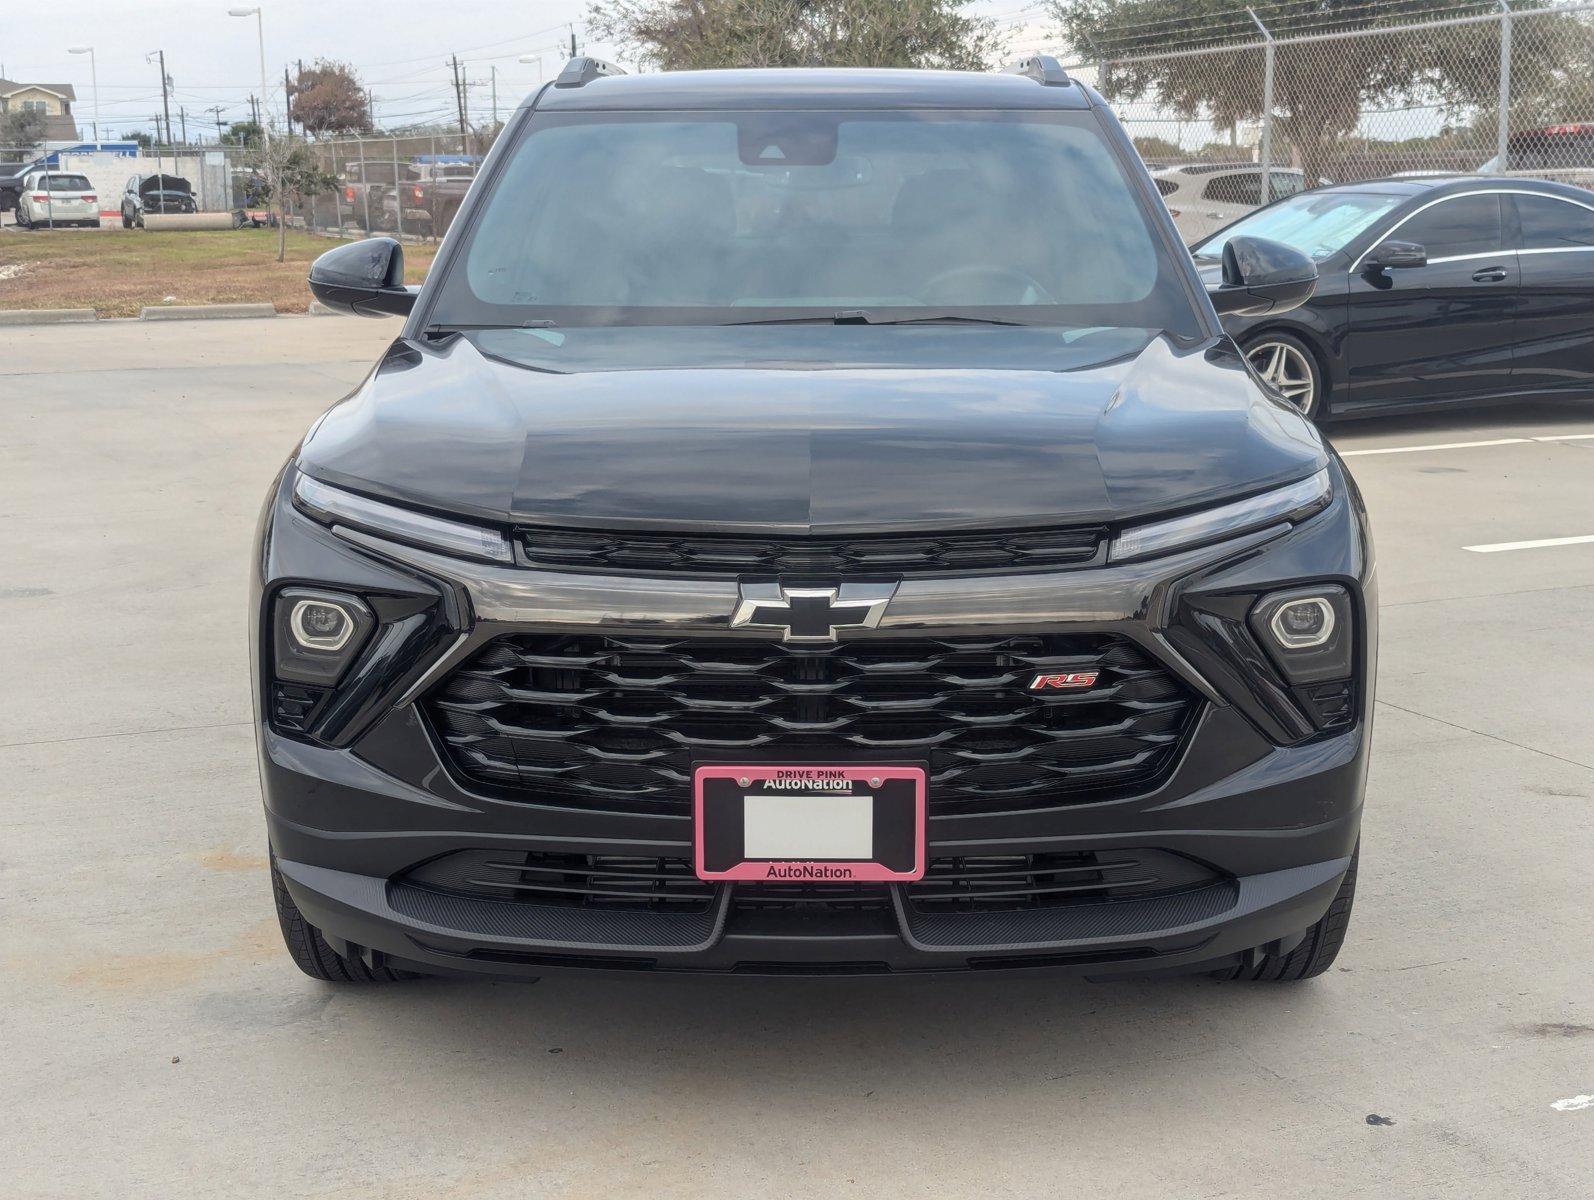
left=254, top=458, right=1376, bottom=978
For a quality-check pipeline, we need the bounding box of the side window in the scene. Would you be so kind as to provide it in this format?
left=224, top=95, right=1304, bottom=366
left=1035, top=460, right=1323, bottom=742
left=1515, top=195, right=1594, bottom=250
left=1154, top=177, right=1180, bottom=197
left=1203, top=174, right=1262, bottom=206
left=1393, top=194, right=1503, bottom=259
left=1269, top=173, right=1304, bottom=201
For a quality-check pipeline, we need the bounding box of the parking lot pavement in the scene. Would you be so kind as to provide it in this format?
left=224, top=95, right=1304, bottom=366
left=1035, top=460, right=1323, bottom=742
left=3, top=318, right=1592, bottom=1199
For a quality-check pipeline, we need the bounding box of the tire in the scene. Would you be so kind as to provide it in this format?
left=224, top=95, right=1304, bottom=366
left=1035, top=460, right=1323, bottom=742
left=1244, top=332, right=1326, bottom=421
left=121, top=209, right=132, bottom=229
left=270, top=851, right=416, bottom=983
left=1212, top=846, right=1358, bottom=982
left=15, top=207, right=29, bottom=230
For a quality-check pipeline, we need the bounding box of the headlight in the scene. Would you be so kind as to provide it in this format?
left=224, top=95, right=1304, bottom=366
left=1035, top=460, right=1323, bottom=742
left=293, top=472, right=512, bottom=564
left=1109, top=469, right=1331, bottom=563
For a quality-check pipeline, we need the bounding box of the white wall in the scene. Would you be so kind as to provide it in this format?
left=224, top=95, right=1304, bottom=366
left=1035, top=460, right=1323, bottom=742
left=54, top=150, right=233, bottom=213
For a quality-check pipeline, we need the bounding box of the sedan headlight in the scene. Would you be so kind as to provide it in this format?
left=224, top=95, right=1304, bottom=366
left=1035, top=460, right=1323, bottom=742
left=293, top=472, right=512, bottom=564
left=1109, top=469, right=1330, bottom=563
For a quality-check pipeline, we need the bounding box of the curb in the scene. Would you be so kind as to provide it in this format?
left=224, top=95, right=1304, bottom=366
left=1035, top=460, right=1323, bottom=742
left=139, top=303, right=278, bottom=321
left=0, top=308, right=98, bottom=325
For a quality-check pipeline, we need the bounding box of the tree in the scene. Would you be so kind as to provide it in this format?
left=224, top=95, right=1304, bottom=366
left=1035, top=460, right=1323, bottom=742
left=587, top=0, right=1005, bottom=70
left=1053, top=0, right=1594, bottom=182
left=221, top=120, right=264, bottom=148
left=0, top=107, right=46, bottom=155
left=121, top=130, right=154, bottom=150
left=287, top=59, right=373, bottom=136
left=246, top=134, right=339, bottom=262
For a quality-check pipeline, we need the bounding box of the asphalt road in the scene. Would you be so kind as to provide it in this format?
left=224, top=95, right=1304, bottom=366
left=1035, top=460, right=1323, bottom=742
left=3, top=318, right=1592, bottom=1199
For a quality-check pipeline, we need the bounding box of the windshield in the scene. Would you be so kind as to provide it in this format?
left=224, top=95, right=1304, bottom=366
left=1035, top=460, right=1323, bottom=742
left=1192, top=190, right=1404, bottom=261
left=428, top=109, right=1201, bottom=335
left=42, top=174, right=92, bottom=192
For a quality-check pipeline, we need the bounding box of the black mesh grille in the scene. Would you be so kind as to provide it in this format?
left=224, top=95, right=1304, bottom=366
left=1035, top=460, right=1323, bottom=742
left=518, top=526, right=1104, bottom=576
left=424, top=633, right=1198, bottom=812
left=402, top=850, right=716, bottom=913
left=907, top=849, right=1219, bottom=913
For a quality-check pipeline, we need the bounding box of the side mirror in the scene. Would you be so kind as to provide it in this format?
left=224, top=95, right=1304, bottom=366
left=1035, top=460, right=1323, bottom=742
left=1362, top=240, right=1427, bottom=271
left=308, top=236, right=417, bottom=318
left=1207, top=235, right=1318, bottom=316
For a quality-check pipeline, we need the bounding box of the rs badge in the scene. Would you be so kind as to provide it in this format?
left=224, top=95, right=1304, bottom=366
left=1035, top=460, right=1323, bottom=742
left=1028, top=671, right=1099, bottom=691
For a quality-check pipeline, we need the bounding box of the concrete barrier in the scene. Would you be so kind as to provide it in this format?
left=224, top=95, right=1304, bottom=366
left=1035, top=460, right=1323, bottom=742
left=0, top=308, right=98, bottom=325
left=139, top=303, right=278, bottom=321
left=141, top=212, right=238, bottom=232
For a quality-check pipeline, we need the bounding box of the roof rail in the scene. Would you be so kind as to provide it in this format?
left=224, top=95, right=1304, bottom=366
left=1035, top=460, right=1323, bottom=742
left=1002, top=55, right=1072, bottom=87
left=554, top=56, right=626, bottom=88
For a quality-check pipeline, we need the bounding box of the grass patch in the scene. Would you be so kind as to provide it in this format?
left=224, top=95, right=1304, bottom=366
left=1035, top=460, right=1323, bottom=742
left=0, top=227, right=435, bottom=318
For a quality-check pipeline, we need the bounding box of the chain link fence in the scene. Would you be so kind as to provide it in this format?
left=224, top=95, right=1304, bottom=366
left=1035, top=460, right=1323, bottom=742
left=1064, top=1, right=1594, bottom=192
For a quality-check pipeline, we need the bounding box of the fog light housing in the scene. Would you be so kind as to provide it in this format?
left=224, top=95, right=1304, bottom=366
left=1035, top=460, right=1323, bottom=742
left=1249, top=585, right=1352, bottom=685
left=273, top=588, right=374, bottom=685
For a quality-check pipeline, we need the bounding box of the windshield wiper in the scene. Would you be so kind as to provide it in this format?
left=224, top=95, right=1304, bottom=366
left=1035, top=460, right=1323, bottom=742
left=722, top=310, right=1031, bottom=327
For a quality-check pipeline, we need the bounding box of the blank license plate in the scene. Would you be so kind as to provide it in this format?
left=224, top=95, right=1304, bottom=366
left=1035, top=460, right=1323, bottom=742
left=694, top=764, right=926, bottom=882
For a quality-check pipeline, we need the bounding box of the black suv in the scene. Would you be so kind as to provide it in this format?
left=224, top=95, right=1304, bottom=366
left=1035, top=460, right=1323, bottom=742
left=256, top=57, right=1373, bottom=984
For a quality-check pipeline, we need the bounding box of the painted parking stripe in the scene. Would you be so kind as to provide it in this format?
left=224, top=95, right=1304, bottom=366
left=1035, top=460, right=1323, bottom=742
left=1464, top=534, right=1594, bottom=554
left=1339, top=438, right=1530, bottom=457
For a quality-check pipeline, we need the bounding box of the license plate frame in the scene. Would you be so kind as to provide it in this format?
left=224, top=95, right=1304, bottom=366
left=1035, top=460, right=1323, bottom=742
left=693, top=764, right=926, bottom=883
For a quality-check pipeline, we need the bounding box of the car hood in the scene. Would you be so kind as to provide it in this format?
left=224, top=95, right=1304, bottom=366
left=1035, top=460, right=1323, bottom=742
left=298, top=331, right=1325, bottom=534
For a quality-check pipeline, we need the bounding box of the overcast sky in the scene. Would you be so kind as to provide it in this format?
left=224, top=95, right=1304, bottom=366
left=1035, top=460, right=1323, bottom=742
left=4, top=0, right=1055, bottom=141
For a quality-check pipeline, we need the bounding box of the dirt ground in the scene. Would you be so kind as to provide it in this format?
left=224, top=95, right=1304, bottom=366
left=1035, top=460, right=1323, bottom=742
left=0, top=227, right=435, bottom=317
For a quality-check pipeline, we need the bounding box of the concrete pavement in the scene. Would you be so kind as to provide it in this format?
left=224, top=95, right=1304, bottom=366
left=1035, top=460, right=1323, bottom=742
left=2, top=317, right=1592, bottom=1198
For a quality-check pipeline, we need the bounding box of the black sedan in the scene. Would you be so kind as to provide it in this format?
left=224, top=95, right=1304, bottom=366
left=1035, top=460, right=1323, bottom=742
left=120, top=173, right=197, bottom=227
left=1193, top=176, right=1594, bottom=421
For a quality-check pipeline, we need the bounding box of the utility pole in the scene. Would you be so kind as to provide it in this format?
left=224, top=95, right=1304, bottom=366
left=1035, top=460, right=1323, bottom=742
left=450, top=55, right=468, bottom=150
left=570, top=25, right=578, bottom=56
left=179, top=106, right=187, bottom=144
left=283, top=65, right=293, bottom=136
left=491, top=65, right=498, bottom=127
left=207, top=105, right=225, bottom=142
left=147, top=51, right=172, bottom=150
left=249, top=94, right=259, bottom=127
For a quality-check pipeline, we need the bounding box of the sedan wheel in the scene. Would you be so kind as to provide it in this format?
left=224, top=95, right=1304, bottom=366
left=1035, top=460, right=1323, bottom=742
left=1247, top=338, right=1318, bottom=417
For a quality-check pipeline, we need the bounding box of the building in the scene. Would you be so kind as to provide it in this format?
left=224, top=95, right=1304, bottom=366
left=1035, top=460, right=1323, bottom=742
left=0, top=80, right=80, bottom=143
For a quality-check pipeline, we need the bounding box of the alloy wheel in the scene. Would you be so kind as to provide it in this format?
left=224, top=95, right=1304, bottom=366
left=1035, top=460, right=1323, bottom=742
left=1247, top=340, right=1317, bottom=416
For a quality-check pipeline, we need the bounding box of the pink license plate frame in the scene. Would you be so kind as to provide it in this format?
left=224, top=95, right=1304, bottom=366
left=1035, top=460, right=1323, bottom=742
left=693, top=764, right=927, bottom=883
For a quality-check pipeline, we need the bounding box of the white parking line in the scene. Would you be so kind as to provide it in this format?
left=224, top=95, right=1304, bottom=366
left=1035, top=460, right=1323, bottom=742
left=1339, top=433, right=1594, bottom=457
left=1340, top=438, right=1530, bottom=457
left=1464, top=535, right=1594, bottom=554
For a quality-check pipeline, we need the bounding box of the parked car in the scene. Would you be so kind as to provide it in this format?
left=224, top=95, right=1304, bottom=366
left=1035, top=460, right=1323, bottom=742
left=339, top=159, right=434, bottom=235
left=1192, top=175, right=1594, bottom=420
left=0, top=155, right=49, bottom=214
left=120, top=173, right=197, bottom=227
left=1478, top=123, right=1594, bottom=182
left=1152, top=163, right=1314, bottom=242
left=14, top=170, right=99, bottom=229
left=259, top=57, right=1372, bottom=987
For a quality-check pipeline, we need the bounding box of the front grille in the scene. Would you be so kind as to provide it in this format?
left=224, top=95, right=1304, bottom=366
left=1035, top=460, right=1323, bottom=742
left=908, top=849, right=1219, bottom=913
left=517, top=526, right=1105, bottom=576
left=402, top=849, right=715, bottom=913
left=424, top=634, right=1198, bottom=812
left=400, top=849, right=1220, bottom=918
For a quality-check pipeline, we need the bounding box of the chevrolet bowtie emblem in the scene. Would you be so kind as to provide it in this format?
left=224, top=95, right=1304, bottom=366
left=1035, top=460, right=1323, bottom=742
left=731, top=581, right=897, bottom=643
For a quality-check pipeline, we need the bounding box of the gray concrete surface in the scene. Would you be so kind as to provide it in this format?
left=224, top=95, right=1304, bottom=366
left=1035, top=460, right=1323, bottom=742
left=3, top=318, right=1593, bottom=1199
left=0, top=308, right=98, bottom=325
left=138, top=302, right=278, bottom=321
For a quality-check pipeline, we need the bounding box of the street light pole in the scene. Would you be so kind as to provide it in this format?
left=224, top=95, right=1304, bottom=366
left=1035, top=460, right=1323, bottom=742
left=229, top=8, right=271, bottom=146
left=67, top=46, right=100, bottom=150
